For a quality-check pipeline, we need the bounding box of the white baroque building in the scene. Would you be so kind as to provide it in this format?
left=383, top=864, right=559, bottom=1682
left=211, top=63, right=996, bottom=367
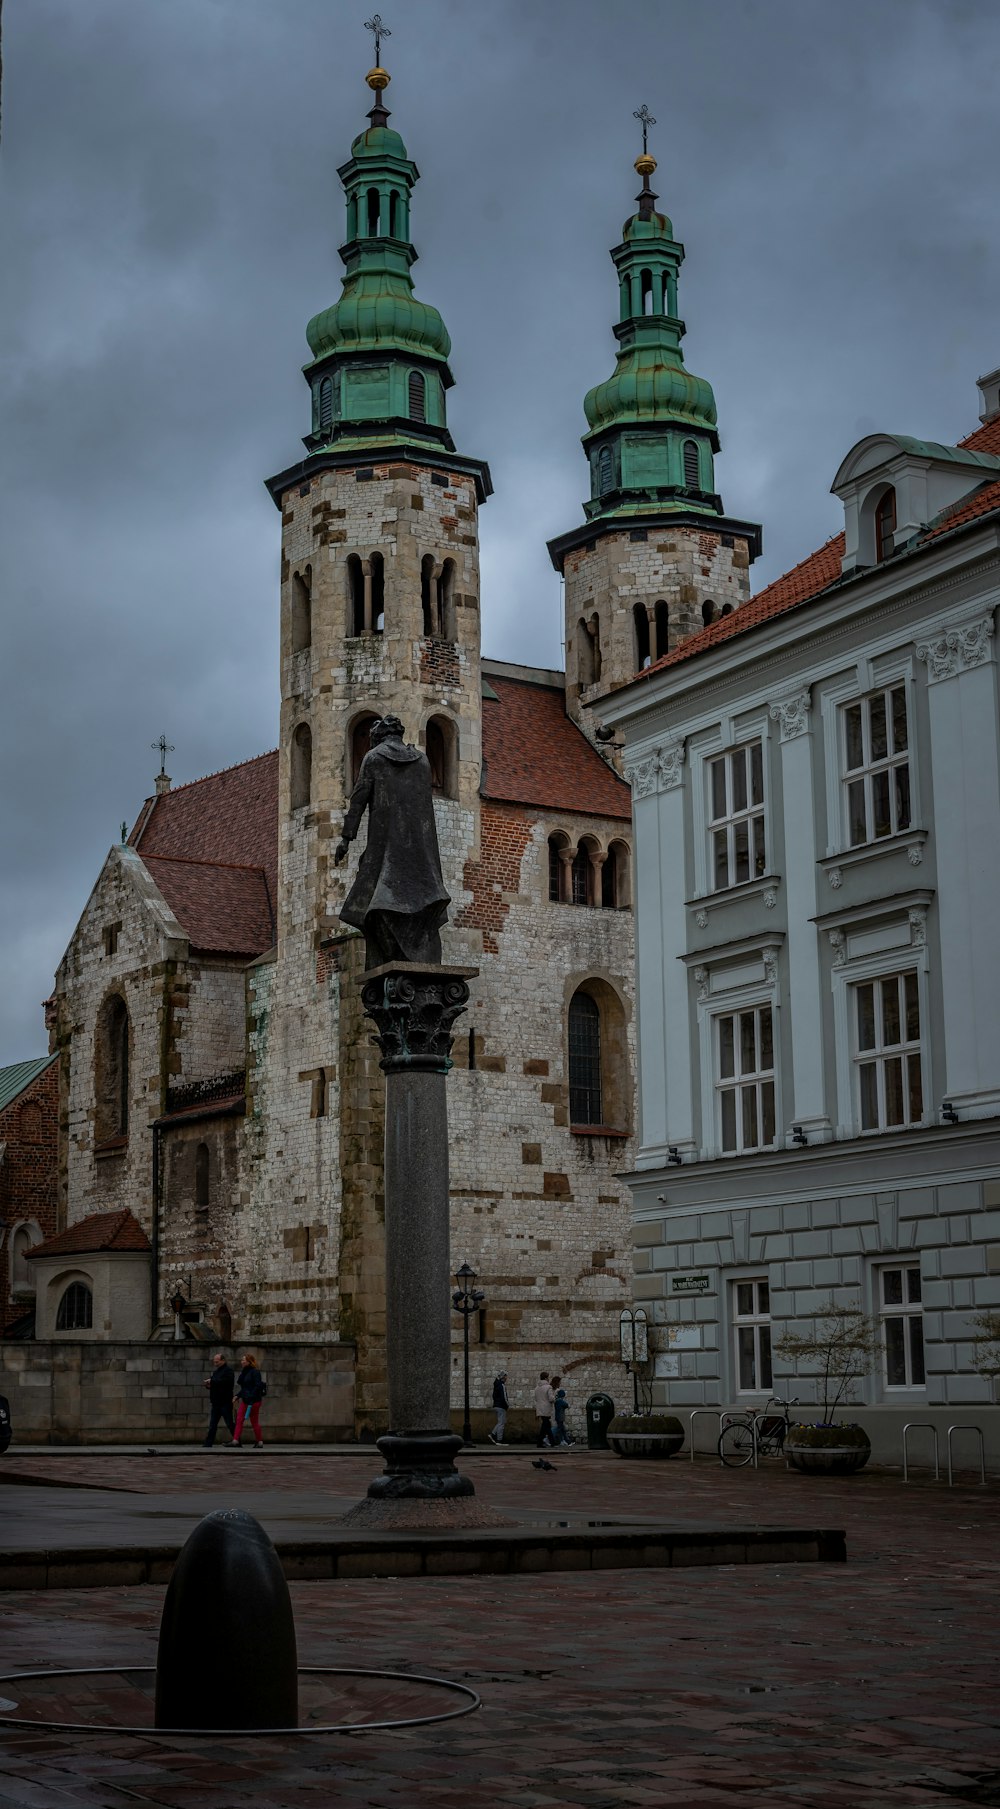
left=600, top=369, right=1000, bottom=1464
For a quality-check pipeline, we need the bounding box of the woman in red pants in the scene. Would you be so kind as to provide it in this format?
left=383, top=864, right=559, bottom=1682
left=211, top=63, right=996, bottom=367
left=232, top=1352, right=265, bottom=1448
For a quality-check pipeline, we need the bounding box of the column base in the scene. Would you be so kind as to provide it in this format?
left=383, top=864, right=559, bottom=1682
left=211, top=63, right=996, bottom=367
left=367, top=1431, right=475, bottom=1500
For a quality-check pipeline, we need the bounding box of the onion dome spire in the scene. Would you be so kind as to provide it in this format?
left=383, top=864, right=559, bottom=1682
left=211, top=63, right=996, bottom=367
left=578, top=106, right=723, bottom=525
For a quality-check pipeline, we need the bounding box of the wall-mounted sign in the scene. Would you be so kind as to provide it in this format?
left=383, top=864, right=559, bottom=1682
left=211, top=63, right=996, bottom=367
left=671, top=1273, right=711, bottom=1294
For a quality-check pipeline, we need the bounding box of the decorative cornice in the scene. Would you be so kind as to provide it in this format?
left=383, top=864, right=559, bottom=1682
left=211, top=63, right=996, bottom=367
left=767, top=688, right=811, bottom=741
left=624, top=736, right=686, bottom=798
left=916, top=612, right=995, bottom=683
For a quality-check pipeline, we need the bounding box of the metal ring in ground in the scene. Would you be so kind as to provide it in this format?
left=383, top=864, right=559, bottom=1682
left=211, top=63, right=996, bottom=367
left=0, top=1666, right=481, bottom=1736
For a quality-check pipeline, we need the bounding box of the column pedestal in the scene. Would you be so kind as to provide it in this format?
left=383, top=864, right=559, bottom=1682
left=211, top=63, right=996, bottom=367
left=361, top=963, right=478, bottom=1502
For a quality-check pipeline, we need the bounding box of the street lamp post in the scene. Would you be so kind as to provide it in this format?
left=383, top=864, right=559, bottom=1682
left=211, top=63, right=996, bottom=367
left=451, top=1262, right=486, bottom=1445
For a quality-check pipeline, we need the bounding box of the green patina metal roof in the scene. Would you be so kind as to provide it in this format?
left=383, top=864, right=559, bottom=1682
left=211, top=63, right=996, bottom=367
left=0, top=1055, right=55, bottom=1116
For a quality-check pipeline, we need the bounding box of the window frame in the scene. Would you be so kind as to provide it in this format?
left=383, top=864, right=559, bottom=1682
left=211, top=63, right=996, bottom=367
left=851, top=967, right=924, bottom=1135
left=691, top=712, right=773, bottom=901
left=820, top=655, right=920, bottom=861
left=693, top=947, right=781, bottom=1160
left=874, top=1261, right=926, bottom=1393
left=830, top=927, right=932, bottom=1139
left=714, top=1001, right=777, bottom=1156
left=55, top=1278, right=94, bottom=1333
left=841, top=681, right=912, bottom=850
left=730, top=1275, right=774, bottom=1397
left=706, top=740, right=767, bottom=893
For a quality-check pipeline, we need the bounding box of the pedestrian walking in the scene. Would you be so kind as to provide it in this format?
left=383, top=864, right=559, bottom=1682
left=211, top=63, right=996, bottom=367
left=232, top=1352, right=266, bottom=1449
left=201, top=1352, right=235, bottom=1448
left=533, top=1370, right=555, bottom=1447
left=489, top=1371, right=509, bottom=1444
left=551, top=1378, right=574, bottom=1447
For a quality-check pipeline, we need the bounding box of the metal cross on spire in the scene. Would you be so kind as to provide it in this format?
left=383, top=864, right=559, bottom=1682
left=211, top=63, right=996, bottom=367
left=151, top=734, right=175, bottom=775
left=633, top=102, right=656, bottom=156
left=364, top=12, right=390, bottom=63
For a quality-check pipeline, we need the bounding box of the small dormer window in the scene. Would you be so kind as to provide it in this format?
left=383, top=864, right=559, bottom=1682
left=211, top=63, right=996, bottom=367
left=875, top=488, right=896, bottom=563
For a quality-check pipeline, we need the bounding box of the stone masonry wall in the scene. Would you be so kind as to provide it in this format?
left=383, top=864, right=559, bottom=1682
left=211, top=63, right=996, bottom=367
left=563, top=526, right=753, bottom=744
left=0, top=1340, right=355, bottom=1445
left=0, top=1060, right=58, bottom=1332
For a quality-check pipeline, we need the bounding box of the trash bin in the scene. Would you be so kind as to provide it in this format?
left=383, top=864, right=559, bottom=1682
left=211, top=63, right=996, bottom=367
left=586, top=1392, right=615, bottom=1450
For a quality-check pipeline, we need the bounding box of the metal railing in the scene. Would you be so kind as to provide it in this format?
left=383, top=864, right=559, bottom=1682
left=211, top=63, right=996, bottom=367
left=902, top=1421, right=940, bottom=1482
left=688, top=1408, right=728, bottom=1463
left=947, top=1423, right=986, bottom=1487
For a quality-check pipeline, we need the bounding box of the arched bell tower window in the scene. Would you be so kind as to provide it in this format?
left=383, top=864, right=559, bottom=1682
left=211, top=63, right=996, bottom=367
left=291, top=566, right=312, bottom=654
left=602, top=840, right=632, bottom=909
left=421, top=554, right=436, bottom=636
left=291, top=722, right=312, bottom=811
left=195, top=1142, right=210, bottom=1208
left=640, top=269, right=654, bottom=315
left=633, top=603, right=651, bottom=671
left=347, top=555, right=365, bottom=635
left=571, top=844, right=592, bottom=907
left=683, top=440, right=701, bottom=489
left=653, top=600, right=669, bottom=663
left=425, top=715, right=458, bottom=799
left=318, top=376, right=334, bottom=436
left=408, top=370, right=426, bottom=422
left=598, top=446, right=614, bottom=496
left=547, top=833, right=571, bottom=902
left=370, top=551, right=385, bottom=633
left=436, top=558, right=456, bottom=639
left=366, top=187, right=380, bottom=236
left=389, top=190, right=399, bottom=237
left=875, top=487, right=897, bottom=563
left=702, top=600, right=716, bottom=627
left=578, top=614, right=602, bottom=689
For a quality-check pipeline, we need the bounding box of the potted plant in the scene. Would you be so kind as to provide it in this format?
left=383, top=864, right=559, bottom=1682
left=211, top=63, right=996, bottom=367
left=606, top=1411, right=685, bottom=1458
left=773, top=1299, right=880, bottom=1474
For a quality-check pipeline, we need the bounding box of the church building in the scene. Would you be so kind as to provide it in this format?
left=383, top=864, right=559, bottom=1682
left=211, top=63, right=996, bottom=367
left=39, top=60, right=760, bottom=1433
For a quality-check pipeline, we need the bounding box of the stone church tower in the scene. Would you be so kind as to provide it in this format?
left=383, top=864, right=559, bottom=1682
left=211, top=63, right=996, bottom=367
left=548, top=144, right=762, bottom=739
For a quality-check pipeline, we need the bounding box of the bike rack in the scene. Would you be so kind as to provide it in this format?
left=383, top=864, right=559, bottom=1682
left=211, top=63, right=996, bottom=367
left=902, top=1421, right=940, bottom=1482
left=946, top=1424, right=986, bottom=1488
left=688, top=1408, right=727, bottom=1463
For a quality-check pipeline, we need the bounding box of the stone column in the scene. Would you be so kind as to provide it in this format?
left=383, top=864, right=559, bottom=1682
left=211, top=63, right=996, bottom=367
left=360, top=962, right=478, bottom=1499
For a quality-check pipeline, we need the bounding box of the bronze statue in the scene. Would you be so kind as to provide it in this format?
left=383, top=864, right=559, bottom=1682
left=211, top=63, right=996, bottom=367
left=334, top=716, right=450, bottom=967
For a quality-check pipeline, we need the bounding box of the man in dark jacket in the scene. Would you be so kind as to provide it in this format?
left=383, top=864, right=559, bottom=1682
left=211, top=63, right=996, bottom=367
left=334, top=715, right=450, bottom=968
left=202, top=1353, right=235, bottom=1448
left=489, top=1371, right=509, bottom=1444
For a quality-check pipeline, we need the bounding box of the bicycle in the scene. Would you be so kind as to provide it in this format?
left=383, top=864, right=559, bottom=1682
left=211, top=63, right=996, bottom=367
left=717, top=1397, right=801, bottom=1467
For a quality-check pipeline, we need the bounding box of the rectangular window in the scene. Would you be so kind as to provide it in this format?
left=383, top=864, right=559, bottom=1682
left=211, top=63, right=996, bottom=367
left=878, top=1264, right=925, bottom=1389
left=843, top=685, right=911, bottom=847
left=733, top=1278, right=773, bottom=1393
left=708, top=742, right=765, bottom=891
left=716, top=1004, right=775, bottom=1153
left=853, top=970, right=922, bottom=1131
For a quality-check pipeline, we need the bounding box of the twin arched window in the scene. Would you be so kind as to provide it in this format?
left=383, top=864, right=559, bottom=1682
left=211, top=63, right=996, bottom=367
left=347, top=553, right=385, bottom=636
left=421, top=556, right=456, bottom=638
left=577, top=614, right=602, bottom=688
left=634, top=603, right=651, bottom=670
left=425, top=715, right=458, bottom=797
left=548, top=836, right=630, bottom=908
left=56, top=1280, right=93, bottom=1331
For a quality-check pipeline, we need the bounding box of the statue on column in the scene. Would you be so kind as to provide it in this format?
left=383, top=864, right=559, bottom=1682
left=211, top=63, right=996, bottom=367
left=334, top=715, right=450, bottom=968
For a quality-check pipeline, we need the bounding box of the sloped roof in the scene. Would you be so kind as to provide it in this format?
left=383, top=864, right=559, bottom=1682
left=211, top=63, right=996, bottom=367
left=129, top=752, right=278, bottom=959
left=632, top=412, right=1000, bottom=683
left=26, top=1208, right=151, bottom=1260
left=0, top=1056, right=56, bottom=1117
left=481, top=673, right=631, bottom=820
left=143, top=856, right=275, bottom=957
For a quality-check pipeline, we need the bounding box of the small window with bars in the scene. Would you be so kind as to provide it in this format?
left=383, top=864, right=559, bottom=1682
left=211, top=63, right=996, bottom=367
left=854, top=970, right=923, bottom=1131
left=708, top=742, right=765, bottom=890
left=568, top=991, right=602, bottom=1126
left=716, top=1005, right=775, bottom=1153
left=878, top=1264, right=925, bottom=1388
left=843, top=685, right=911, bottom=847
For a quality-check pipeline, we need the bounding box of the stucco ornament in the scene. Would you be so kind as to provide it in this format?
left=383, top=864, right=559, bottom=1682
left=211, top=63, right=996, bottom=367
left=622, top=752, right=660, bottom=799
left=693, top=966, right=710, bottom=1002
left=828, top=929, right=847, bottom=967
left=916, top=613, right=995, bottom=683
left=767, top=689, right=811, bottom=741
left=623, top=735, right=686, bottom=797
left=908, top=907, right=927, bottom=948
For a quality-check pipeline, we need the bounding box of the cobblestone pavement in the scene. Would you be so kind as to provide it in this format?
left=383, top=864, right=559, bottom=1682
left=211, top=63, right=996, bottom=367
left=0, top=1451, right=998, bottom=1807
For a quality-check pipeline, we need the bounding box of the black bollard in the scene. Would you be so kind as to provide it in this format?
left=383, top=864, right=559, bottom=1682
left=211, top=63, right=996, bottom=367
left=155, top=1508, right=298, bottom=1730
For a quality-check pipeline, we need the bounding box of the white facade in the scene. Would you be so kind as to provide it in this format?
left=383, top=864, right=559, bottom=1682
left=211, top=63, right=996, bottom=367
left=601, top=408, right=1000, bottom=1464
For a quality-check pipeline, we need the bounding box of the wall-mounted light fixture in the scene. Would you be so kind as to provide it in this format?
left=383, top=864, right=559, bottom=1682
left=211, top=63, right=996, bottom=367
left=791, top=1125, right=808, bottom=1147
left=667, top=1146, right=683, bottom=1166
left=941, top=1101, right=959, bottom=1124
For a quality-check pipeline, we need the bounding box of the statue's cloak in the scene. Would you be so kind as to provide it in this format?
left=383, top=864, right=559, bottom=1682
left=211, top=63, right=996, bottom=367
left=339, top=740, right=450, bottom=965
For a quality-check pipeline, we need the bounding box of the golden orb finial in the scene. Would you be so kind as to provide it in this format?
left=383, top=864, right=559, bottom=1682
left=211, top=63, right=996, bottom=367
left=366, top=66, right=390, bottom=92
left=635, top=152, right=657, bottom=178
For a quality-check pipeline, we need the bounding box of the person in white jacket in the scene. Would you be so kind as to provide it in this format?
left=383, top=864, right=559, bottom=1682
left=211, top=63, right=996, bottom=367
left=533, top=1372, right=555, bottom=1447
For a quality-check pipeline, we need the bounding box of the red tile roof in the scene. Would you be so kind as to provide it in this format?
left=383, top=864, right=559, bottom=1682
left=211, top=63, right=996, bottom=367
left=482, top=674, right=631, bottom=820
left=130, top=752, right=278, bottom=958
left=143, top=856, right=275, bottom=957
left=632, top=412, right=1000, bottom=683
left=26, top=1208, right=151, bottom=1260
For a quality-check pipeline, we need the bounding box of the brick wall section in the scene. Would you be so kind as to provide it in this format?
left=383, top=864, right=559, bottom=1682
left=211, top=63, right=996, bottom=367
left=0, top=1062, right=58, bottom=1332
left=455, top=803, right=534, bottom=954
left=0, top=1340, right=354, bottom=1444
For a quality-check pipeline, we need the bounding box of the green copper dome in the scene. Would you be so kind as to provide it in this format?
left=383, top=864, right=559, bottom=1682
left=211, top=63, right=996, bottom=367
left=584, top=358, right=717, bottom=434
left=350, top=122, right=408, bottom=161
left=306, top=281, right=451, bottom=364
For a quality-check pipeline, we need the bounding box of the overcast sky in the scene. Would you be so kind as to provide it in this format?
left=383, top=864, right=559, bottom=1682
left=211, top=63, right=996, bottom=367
left=1, top=0, right=998, bottom=1064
